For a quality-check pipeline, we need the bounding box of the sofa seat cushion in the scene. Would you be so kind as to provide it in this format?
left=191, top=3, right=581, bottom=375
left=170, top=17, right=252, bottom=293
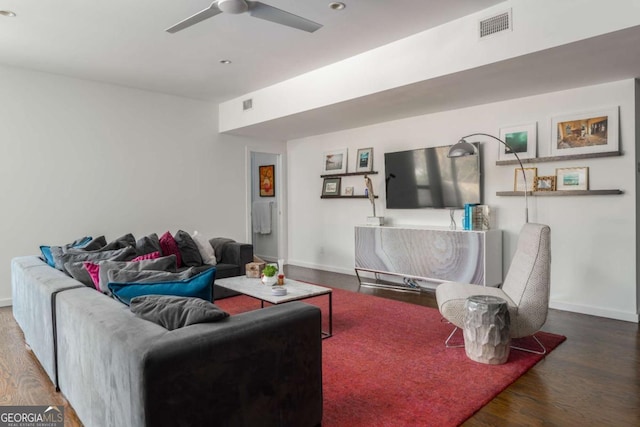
left=213, top=263, right=240, bottom=279
left=130, top=295, right=228, bottom=330
left=108, top=267, right=216, bottom=305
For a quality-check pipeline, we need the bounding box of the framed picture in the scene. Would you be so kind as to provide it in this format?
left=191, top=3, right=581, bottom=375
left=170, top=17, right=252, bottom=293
left=535, top=175, right=556, bottom=192
left=322, top=148, right=348, bottom=174
left=514, top=167, right=537, bottom=192
left=556, top=167, right=589, bottom=191
left=344, top=186, right=354, bottom=196
left=259, top=165, right=275, bottom=197
left=550, top=107, right=619, bottom=157
left=322, top=177, right=341, bottom=196
left=356, top=147, right=373, bottom=172
left=499, top=123, right=537, bottom=161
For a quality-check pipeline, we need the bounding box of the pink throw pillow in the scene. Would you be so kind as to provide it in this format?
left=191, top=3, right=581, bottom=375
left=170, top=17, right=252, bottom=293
left=159, top=231, right=182, bottom=267
left=84, top=262, right=101, bottom=290
left=131, top=251, right=160, bottom=262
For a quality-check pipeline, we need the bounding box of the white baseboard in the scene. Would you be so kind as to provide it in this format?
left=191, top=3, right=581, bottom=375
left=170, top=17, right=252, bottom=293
left=0, top=298, right=12, bottom=308
left=549, top=300, right=638, bottom=323
left=286, top=259, right=355, bottom=276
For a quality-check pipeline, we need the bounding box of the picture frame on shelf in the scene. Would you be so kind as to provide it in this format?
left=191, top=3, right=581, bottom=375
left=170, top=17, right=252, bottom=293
left=550, top=107, right=619, bottom=157
left=514, top=167, right=537, bottom=192
left=355, top=147, right=373, bottom=172
left=322, top=148, right=348, bottom=174
left=258, top=165, right=275, bottom=197
left=535, top=175, right=556, bottom=191
left=499, top=123, right=537, bottom=161
left=556, top=167, right=589, bottom=191
left=344, top=186, right=354, bottom=196
left=322, top=177, right=341, bottom=196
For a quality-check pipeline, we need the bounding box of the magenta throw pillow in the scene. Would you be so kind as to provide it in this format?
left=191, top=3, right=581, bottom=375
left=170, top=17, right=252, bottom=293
left=131, top=251, right=160, bottom=262
left=159, top=232, right=182, bottom=267
left=84, top=262, right=101, bottom=290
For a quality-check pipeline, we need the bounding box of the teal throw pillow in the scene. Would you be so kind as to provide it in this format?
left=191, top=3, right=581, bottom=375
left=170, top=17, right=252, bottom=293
left=108, top=267, right=216, bottom=306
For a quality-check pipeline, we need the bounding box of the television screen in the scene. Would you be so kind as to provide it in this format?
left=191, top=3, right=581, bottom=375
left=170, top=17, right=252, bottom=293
left=384, top=144, right=481, bottom=209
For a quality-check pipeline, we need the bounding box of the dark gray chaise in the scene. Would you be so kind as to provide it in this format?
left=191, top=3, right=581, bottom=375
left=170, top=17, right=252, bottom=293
left=12, top=256, right=323, bottom=427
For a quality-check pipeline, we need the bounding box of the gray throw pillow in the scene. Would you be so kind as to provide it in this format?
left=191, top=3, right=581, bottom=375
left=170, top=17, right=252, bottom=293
left=97, top=255, right=178, bottom=294
left=135, top=233, right=162, bottom=256
left=65, top=261, right=97, bottom=287
left=209, top=238, right=235, bottom=263
left=81, top=236, right=107, bottom=251
left=107, top=267, right=198, bottom=284
left=130, top=295, right=229, bottom=331
left=54, top=246, right=136, bottom=273
left=175, top=230, right=203, bottom=267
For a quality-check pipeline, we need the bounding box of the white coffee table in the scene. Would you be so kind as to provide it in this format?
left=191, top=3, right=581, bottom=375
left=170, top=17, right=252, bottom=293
left=215, top=276, right=333, bottom=338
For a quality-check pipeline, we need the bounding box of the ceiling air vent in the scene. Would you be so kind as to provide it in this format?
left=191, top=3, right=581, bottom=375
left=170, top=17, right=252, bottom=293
left=479, top=9, right=511, bottom=39
left=243, top=99, right=253, bottom=111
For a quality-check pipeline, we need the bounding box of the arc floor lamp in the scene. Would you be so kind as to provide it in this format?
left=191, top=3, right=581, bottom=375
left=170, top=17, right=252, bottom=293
left=448, top=133, right=529, bottom=223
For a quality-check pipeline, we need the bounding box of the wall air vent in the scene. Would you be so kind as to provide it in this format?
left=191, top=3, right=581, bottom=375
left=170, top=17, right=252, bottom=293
left=479, top=9, right=511, bottom=39
left=243, top=99, right=253, bottom=111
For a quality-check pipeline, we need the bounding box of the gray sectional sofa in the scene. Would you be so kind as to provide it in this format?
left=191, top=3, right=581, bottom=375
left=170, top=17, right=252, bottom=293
left=11, top=256, right=323, bottom=427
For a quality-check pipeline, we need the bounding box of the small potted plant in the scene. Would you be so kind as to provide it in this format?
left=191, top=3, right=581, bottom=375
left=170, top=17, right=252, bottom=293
left=261, top=264, right=278, bottom=285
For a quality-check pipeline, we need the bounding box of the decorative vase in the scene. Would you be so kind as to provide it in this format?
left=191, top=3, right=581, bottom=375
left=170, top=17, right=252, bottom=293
left=262, top=274, right=277, bottom=286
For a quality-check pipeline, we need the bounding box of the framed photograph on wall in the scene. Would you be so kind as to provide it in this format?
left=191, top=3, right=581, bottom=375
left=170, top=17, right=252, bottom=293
left=356, top=147, right=373, bottom=172
left=322, top=148, right=348, bottom=174
left=556, top=167, right=589, bottom=191
left=550, top=107, right=619, bottom=157
left=259, top=165, right=275, bottom=197
left=499, top=123, right=537, bottom=161
left=321, top=177, right=341, bottom=196
left=535, top=175, right=556, bottom=191
left=514, top=167, right=537, bottom=192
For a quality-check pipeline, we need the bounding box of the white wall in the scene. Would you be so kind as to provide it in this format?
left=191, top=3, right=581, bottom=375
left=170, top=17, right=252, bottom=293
left=287, top=79, right=637, bottom=322
left=0, top=64, right=285, bottom=306
left=251, top=152, right=279, bottom=260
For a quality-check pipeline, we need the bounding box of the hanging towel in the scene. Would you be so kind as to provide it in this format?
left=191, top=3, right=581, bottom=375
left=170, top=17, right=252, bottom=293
left=252, top=201, right=272, bottom=234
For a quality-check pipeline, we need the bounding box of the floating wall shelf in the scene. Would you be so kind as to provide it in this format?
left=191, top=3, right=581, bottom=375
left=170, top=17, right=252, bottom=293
left=496, top=189, right=623, bottom=197
left=321, top=195, right=379, bottom=199
left=495, top=151, right=621, bottom=166
left=320, top=171, right=378, bottom=178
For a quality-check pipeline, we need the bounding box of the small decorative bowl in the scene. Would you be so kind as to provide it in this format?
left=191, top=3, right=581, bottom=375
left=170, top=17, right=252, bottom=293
left=271, top=287, right=287, bottom=296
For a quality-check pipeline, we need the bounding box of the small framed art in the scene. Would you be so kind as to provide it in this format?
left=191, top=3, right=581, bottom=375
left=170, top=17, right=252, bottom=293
left=535, top=176, right=556, bottom=191
left=356, top=147, right=373, bottom=172
left=259, top=165, right=275, bottom=197
left=322, top=177, right=341, bottom=196
left=551, top=107, right=619, bottom=157
left=344, top=186, right=354, bottom=196
left=322, top=148, right=348, bottom=174
left=556, top=167, right=589, bottom=191
left=514, top=168, right=537, bottom=192
left=499, top=123, right=537, bottom=161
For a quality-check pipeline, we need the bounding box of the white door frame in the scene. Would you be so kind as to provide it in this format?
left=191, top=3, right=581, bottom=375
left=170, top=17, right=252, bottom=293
left=245, top=146, right=287, bottom=262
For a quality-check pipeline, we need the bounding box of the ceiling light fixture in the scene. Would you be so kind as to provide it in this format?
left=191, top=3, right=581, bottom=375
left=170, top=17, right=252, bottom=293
left=219, top=59, right=232, bottom=64
left=0, top=10, right=16, bottom=17
left=328, top=2, right=346, bottom=11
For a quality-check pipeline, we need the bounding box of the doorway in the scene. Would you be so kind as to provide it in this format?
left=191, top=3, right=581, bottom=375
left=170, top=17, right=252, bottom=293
left=249, top=151, right=280, bottom=262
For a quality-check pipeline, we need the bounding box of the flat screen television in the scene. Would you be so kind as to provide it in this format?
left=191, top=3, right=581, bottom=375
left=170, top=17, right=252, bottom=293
left=384, top=144, right=481, bottom=209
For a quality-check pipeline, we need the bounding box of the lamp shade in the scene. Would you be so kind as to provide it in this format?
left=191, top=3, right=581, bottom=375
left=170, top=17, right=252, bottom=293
left=448, top=139, right=477, bottom=158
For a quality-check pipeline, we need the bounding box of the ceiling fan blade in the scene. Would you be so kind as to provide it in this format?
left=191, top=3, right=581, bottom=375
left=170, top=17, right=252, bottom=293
left=166, top=2, right=222, bottom=34
left=248, top=1, right=322, bottom=33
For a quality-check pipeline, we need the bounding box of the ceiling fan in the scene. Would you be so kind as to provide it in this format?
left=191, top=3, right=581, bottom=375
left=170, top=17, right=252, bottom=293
left=166, top=0, right=323, bottom=34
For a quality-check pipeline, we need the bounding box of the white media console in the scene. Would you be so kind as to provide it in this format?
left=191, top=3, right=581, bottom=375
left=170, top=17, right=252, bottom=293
left=354, top=225, right=502, bottom=291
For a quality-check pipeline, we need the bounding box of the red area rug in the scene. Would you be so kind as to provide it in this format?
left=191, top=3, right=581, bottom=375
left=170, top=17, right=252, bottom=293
left=215, top=286, right=565, bottom=427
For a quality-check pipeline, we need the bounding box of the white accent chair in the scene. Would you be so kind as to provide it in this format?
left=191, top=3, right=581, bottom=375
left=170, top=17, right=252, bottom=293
left=436, top=223, right=551, bottom=354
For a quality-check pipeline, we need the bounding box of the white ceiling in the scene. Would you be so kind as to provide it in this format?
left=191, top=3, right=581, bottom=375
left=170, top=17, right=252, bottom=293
left=0, top=0, right=503, bottom=103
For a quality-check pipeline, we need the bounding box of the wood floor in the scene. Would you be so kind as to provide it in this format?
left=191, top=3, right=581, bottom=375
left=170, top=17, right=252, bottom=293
left=1, top=265, right=638, bottom=426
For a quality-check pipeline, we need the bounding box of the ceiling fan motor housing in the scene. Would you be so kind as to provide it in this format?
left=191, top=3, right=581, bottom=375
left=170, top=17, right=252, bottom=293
left=218, top=0, right=249, bottom=14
